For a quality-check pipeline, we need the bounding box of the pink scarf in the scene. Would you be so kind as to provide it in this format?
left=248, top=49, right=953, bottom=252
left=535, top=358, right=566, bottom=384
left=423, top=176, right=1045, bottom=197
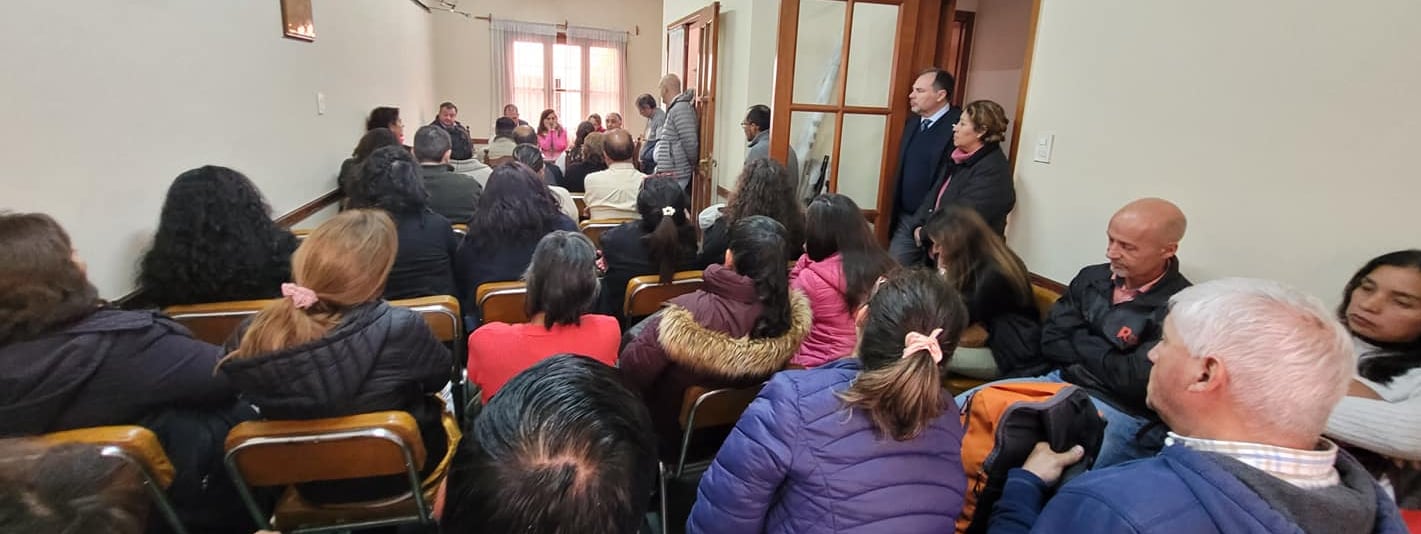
left=950, top=145, right=980, bottom=164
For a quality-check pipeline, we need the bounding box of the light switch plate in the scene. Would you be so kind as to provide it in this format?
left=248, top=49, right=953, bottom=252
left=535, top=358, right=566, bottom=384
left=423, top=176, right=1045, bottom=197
left=316, top=92, right=327, bottom=115
left=1033, top=133, right=1054, bottom=163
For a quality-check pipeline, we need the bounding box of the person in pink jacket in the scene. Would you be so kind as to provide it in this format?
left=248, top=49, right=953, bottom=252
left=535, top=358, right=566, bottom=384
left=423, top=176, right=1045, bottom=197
left=536, top=109, right=569, bottom=162
left=790, top=194, right=897, bottom=367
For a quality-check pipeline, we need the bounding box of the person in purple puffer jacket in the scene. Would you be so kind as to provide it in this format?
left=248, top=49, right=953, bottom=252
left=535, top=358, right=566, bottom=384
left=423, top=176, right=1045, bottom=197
left=789, top=194, right=897, bottom=368
left=689, top=269, right=969, bottom=534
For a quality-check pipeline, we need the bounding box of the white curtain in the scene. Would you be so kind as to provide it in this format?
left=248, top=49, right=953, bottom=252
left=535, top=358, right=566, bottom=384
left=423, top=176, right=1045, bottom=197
left=490, top=19, right=558, bottom=126
left=567, top=25, right=629, bottom=119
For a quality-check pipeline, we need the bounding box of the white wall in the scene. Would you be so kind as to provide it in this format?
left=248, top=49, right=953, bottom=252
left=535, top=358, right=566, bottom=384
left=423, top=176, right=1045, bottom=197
left=1010, top=0, right=1421, bottom=304
left=962, top=0, right=1032, bottom=150
left=0, top=0, right=436, bottom=298
left=431, top=0, right=664, bottom=138
left=663, top=0, right=779, bottom=196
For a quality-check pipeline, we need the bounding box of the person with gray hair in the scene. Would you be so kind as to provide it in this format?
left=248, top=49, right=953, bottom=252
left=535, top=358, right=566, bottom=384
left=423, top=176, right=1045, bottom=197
left=653, top=74, right=699, bottom=190
left=990, top=278, right=1407, bottom=534
left=412, top=125, right=482, bottom=224
left=512, top=143, right=580, bottom=222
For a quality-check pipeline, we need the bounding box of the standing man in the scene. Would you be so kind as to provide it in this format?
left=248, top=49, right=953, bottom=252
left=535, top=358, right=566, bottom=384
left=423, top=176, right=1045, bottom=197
left=431, top=101, right=474, bottom=161
left=742, top=105, right=801, bottom=196
left=653, top=74, right=700, bottom=191
left=889, top=68, right=960, bottom=245
left=636, top=93, right=666, bottom=174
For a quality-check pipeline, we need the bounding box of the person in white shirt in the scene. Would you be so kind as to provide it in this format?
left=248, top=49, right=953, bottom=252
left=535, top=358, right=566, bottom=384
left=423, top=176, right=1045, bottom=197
left=583, top=129, right=646, bottom=220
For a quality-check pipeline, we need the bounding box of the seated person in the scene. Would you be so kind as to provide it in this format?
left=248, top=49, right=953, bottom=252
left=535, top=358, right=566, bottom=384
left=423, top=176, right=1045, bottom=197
left=467, top=231, right=620, bottom=402
left=486, top=117, right=519, bottom=168
left=218, top=210, right=452, bottom=503
left=690, top=269, right=969, bottom=533
left=440, top=355, right=657, bottom=534
left=431, top=101, right=474, bottom=161
left=889, top=99, right=1017, bottom=267
left=0, top=441, right=148, bottom=534
left=924, top=205, right=1042, bottom=380
left=789, top=194, right=896, bottom=368
left=562, top=131, right=608, bottom=193
left=596, top=177, right=699, bottom=319
left=698, top=159, right=805, bottom=268
left=584, top=129, right=646, bottom=220
left=132, top=165, right=298, bottom=308
left=337, top=127, right=402, bottom=196
left=606, top=112, right=624, bottom=130
left=565, top=121, right=597, bottom=168
left=963, top=197, right=1191, bottom=468
left=990, top=278, right=1407, bottom=534
left=513, top=144, right=580, bottom=221
left=366, top=106, right=405, bottom=144
left=1326, top=250, right=1421, bottom=509
left=413, top=125, right=483, bottom=224
left=455, top=163, right=578, bottom=315
left=347, top=146, right=460, bottom=301
left=621, top=216, right=812, bottom=453
left=0, top=212, right=233, bottom=436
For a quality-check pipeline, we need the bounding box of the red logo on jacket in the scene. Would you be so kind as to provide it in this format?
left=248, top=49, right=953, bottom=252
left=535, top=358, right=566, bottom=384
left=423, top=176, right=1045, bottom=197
left=1116, top=326, right=1137, bottom=345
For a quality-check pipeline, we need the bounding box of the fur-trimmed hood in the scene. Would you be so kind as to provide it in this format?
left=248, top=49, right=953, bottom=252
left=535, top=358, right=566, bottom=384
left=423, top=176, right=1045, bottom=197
left=656, top=291, right=813, bottom=379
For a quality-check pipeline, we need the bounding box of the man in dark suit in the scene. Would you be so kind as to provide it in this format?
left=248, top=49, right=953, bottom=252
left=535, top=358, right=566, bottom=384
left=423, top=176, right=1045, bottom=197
left=889, top=68, right=960, bottom=258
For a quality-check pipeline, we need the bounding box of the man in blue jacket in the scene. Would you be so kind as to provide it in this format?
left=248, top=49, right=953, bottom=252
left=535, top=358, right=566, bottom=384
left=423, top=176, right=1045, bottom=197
left=990, top=278, right=1407, bottom=534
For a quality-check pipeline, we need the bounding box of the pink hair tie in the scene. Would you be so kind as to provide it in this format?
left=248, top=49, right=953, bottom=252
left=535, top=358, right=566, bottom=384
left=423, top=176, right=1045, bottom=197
left=902, top=328, right=945, bottom=363
left=281, top=283, right=319, bottom=309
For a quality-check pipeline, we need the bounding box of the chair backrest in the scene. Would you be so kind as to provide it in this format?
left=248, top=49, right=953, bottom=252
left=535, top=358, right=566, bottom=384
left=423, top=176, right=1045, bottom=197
left=476, top=281, right=529, bottom=324
left=43, top=425, right=176, bottom=489
left=390, top=295, right=461, bottom=343
left=578, top=218, right=634, bottom=248
left=292, top=228, right=312, bottom=241
left=570, top=193, right=587, bottom=219
left=1031, top=283, right=1063, bottom=321
left=224, top=412, right=427, bottom=487
left=451, top=223, right=468, bottom=236
left=677, top=385, right=763, bottom=431
left=164, top=299, right=274, bottom=345
left=624, top=270, right=704, bottom=318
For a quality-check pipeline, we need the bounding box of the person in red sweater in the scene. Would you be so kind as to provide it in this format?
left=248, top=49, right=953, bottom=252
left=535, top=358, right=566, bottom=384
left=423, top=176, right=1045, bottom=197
left=467, top=231, right=620, bottom=402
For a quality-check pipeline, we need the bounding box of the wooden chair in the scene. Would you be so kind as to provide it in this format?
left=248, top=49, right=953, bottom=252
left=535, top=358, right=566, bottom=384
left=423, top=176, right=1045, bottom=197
left=570, top=193, right=587, bottom=220
left=43, top=426, right=188, bottom=534
left=1033, top=283, right=1063, bottom=320
left=475, top=281, right=529, bottom=325
left=165, top=299, right=274, bottom=345
left=451, top=223, right=468, bottom=236
left=390, top=295, right=466, bottom=419
left=944, top=281, right=1066, bottom=394
left=657, top=384, right=764, bottom=533
left=578, top=218, right=634, bottom=248
left=293, top=229, right=312, bottom=241
left=223, top=412, right=436, bottom=533
left=624, top=270, right=705, bottom=319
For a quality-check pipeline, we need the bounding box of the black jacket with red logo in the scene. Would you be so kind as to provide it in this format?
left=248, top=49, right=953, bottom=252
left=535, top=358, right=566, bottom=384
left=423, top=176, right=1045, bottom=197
left=1040, top=259, right=1191, bottom=417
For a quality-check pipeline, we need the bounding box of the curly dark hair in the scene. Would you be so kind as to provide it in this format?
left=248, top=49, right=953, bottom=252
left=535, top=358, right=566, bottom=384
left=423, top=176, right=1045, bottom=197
left=351, top=127, right=401, bottom=159
left=134, top=167, right=297, bottom=309
left=1, top=213, right=100, bottom=345
left=466, top=162, right=567, bottom=248
left=366, top=107, right=400, bottom=131
left=567, top=121, right=597, bottom=166
left=726, top=158, right=805, bottom=255
left=348, top=146, right=430, bottom=215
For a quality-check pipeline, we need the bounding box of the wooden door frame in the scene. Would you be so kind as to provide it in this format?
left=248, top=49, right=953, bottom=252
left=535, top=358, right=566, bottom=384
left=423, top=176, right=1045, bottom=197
left=666, top=2, right=720, bottom=217
left=1006, top=0, right=1042, bottom=173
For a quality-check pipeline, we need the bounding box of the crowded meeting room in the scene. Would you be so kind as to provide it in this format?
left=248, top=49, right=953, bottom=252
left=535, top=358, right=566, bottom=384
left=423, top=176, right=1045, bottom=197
left=2, top=0, right=1418, bottom=533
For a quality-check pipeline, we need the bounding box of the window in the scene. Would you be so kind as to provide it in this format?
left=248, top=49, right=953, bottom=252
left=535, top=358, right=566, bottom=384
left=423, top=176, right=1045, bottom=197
left=511, top=38, right=623, bottom=128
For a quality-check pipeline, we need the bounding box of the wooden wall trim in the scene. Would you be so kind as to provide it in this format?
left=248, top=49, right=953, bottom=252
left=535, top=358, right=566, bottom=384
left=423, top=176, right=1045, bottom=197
left=1006, top=0, right=1042, bottom=172
left=275, top=189, right=344, bottom=228
left=717, top=185, right=732, bottom=199
left=1029, top=272, right=1067, bottom=294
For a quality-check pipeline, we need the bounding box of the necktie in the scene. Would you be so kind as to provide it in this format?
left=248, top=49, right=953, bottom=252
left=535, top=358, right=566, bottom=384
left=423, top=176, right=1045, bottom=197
left=921, top=119, right=932, bottom=132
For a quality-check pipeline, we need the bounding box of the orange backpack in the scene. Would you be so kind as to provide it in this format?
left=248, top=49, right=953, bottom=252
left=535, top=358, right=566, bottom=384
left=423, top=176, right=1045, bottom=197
left=954, top=382, right=1105, bottom=534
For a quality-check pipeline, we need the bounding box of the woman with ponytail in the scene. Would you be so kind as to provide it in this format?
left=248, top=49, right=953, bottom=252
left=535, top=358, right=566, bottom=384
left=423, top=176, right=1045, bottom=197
left=217, top=209, right=453, bottom=504
left=596, top=176, right=699, bottom=318
left=621, top=215, right=812, bottom=452
left=789, top=194, right=897, bottom=368
left=689, top=269, right=969, bottom=533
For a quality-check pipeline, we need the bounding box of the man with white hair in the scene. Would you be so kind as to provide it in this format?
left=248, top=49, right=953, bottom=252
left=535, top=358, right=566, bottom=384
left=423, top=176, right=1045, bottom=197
left=989, top=278, right=1407, bottom=533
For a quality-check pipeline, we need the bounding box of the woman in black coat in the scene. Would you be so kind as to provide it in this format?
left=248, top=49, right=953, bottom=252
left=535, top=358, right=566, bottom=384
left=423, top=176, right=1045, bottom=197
left=597, top=176, right=699, bottom=321
left=348, top=145, right=461, bottom=301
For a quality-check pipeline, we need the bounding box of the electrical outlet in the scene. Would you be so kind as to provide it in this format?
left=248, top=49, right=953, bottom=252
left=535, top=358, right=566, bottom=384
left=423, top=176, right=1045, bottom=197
left=1033, top=133, right=1054, bottom=163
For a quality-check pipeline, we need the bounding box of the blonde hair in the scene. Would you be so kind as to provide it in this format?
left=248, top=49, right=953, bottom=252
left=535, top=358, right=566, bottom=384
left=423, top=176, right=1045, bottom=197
left=224, top=210, right=397, bottom=360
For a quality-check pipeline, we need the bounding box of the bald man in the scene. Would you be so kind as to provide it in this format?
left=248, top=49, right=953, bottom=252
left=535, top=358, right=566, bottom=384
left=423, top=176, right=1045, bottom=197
left=584, top=129, right=646, bottom=220
left=961, top=198, right=1193, bottom=468
left=653, top=74, right=700, bottom=190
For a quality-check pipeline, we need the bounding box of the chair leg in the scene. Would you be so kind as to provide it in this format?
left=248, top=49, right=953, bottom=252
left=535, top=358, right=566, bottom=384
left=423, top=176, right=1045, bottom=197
left=658, top=462, right=670, bottom=534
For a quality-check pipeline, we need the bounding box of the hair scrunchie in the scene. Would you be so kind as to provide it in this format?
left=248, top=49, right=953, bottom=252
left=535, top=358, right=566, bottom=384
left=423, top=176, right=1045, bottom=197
left=902, top=328, right=944, bottom=363
left=281, top=283, right=318, bottom=309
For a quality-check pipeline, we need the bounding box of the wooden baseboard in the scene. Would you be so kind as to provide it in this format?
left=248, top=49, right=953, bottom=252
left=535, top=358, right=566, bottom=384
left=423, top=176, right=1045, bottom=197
left=1029, top=272, right=1068, bottom=293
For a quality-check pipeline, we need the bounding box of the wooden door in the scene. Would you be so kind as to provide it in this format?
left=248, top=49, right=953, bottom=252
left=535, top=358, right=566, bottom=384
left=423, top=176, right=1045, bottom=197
left=667, top=3, right=720, bottom=216
left=770, top=0, right=927, bottom=241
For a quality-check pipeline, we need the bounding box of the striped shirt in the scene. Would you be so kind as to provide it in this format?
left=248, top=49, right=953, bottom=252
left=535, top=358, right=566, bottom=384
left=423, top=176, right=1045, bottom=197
left=1165, top=432, right=1340, bottom=489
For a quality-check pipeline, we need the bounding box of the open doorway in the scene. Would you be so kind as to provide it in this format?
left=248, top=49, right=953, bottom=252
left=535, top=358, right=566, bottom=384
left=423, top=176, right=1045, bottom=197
left=938, top=0, right=1037, bottom=159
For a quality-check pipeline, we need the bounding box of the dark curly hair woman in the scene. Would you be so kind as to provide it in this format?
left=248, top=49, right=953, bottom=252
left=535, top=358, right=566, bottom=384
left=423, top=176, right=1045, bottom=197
left=132, top=166, right=298, bottom=309
left=348, top=145, right=460, bottom=301
left=697, top=158, right=806, bottom=267
left=337, top=127, right=402, bottom=197
left=454, top=161, right=577, bottom=315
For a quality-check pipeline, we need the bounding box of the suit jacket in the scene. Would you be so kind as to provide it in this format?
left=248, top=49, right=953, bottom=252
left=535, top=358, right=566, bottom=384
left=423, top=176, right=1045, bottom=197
left=891, top=107, right=960, bottom=230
